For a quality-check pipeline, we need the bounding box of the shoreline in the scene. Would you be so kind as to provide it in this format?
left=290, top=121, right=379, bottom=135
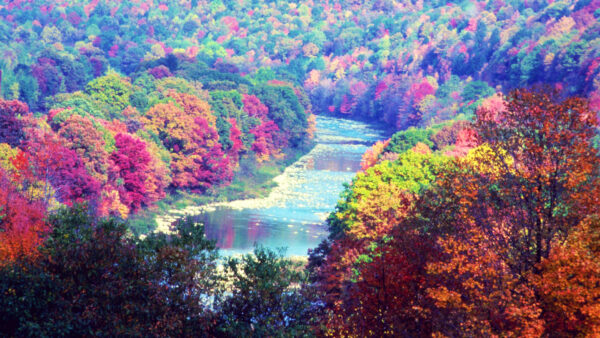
left=154, top=144, right=322, bottom=234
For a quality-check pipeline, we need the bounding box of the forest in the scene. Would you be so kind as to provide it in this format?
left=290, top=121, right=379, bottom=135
left=1, top=0, right=600, bottom=336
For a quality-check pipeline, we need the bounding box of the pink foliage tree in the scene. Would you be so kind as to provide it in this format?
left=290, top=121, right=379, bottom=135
left=109, top=133, right=151, bottom=213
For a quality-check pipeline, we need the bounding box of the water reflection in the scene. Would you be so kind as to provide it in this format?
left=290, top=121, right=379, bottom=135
left=198, top=115, right=387, bottom=256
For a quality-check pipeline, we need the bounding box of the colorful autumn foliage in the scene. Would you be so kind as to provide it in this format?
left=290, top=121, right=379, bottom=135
left=23, top=128, right=100, bottom=206
left=0, top=58, right=312, bottom=221
left=311, top=88, right=600, bottom=336
left=243, top=94, right=284, bottom=161
left=0, top=0, right=598, bottom=335
left=0, top=99, right=28, bottom=147
left=0, top=167, right=47, bottom=263
left=109, top=133, right=151, bottom=212
left=532, top=215, right=600, bottom=336
left=141, top=95, right=231, bottom=192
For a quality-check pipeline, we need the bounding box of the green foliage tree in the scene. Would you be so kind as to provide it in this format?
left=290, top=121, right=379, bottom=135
left=252, top=84, right=308, bottom=148
left=0, top=207, right=220, bottom=336
left=384, top=128, right=433, bottom=155
left=85, top=71, right=133, bottom=119
left=217, top=246, right=319, bottom=337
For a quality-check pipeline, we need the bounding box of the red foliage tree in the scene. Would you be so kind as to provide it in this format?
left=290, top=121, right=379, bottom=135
left=148, top=65, right=172, bottom=79
left=58, top=115, right=109, bottom=183
left=417, top=88, right=600, bottom=335
left=24, top=128, right=101, bottom=206
left=532, top=215, right=600, bottom=336
left=314, top=184, right=429, bottom=336
left=249, top=120, right=281, bottom=161
left=374, top=81, right=388, bottom=100
left=242, top=94, right=268, bottom=119
left=227, top=118, right=243, bottom=159
left=431, top=120, right=472, bottom=150
left=0, top=167, right=48, bottom=263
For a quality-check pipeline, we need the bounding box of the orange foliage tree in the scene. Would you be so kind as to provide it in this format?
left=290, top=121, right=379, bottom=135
left=532, top=215, right=600, bottom=336
left=142, top=93, right=231, bottom=191
left=419, top=88, right=600, bottom=335
left=473, top=88, right=600, bottom=274
left=360, top=139, right=389, bottom=171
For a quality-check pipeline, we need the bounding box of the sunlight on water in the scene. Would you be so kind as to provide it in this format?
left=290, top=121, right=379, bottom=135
left=183, top=115, right=386, bottom=256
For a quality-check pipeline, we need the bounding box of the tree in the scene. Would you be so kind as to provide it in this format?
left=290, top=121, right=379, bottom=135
left=315, top=183, right=431, bottom=337
left=384, top=127, right=433, bottom=155
left=313, top=150, right=449, bottom=336
left=24, top=126, right=101, bottom=206
left=532, top=215, right=600, bottom=336
left=0, top=99, right=27, bottom=147
left=58, top=115, right=109, bottom=184
left=142, top=93, right=231, bottom=191
left=360, top=139, right=389, bottom=171
left=109, top=133, right=151, bottom=213
left=32, top=57, right=63, bottom=98
left=217, top=246, right=318, bottom=337
left=430, top=120, right=472, bottom=150
left=0, top=167, right=47, bottom=263
left=411, top=88, right=600, bottom=335
left=0, top=209, right=221, bottom=337
left=243, top=94, right=284, bottom=161
left=473, top=88, right=600, bottom=274
left=419, top=157, right=544, bottom=336
left=252, top=83, right=308, bottom=148
left=85, top=71, right=133, bottom=119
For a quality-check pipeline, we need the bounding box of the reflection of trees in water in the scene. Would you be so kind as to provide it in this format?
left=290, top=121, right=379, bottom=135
left=246, top=215, right=261, bottom=244
left=222, top=215, right=235, bottom=249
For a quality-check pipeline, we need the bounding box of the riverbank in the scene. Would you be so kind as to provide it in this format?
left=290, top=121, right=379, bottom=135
left=127, top=143, right=314, bottom=236
left=153, top=142, right=329, bottom=234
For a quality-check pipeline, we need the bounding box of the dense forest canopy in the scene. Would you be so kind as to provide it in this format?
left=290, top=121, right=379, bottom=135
left=0, top=0, right=599, bottom=121
left=1, top=0, right=600, bottom=336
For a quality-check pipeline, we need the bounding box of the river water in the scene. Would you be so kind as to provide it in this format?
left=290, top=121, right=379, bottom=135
left=198, top=115, right=387, bottom=256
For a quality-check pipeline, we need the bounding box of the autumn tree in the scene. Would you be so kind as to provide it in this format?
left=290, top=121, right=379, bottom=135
left=532, top=215, right=600, bottom=336
left=473, top=88, right=600, bottom=274
left=0, top=99, right=27, bottom=147
left=360, top=139, right=389, bottom=171
left=315, top=184, right=432, bottom=337
left=242, top=94, right=284, bottom=161
left=419, top=153, right=545, bottom=336
left=58, top=114, right=110, bottom=184
left=415, top=88, right=600, bottom=335
left=109, top=133, right=151, bottom=213
left=0, top=167, right=48, bottom=263
left=312, top=150, right=449, bottom=336
left=142, top=93, right=232, bottom=191
left=23, top=126, right=101, bottom=206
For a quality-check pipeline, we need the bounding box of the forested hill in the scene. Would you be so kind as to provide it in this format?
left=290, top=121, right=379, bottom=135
left=1, top=1, right=599, bottom=126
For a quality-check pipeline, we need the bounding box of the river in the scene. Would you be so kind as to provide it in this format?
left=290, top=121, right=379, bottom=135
left=160, top=115, right=388, bottom=256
